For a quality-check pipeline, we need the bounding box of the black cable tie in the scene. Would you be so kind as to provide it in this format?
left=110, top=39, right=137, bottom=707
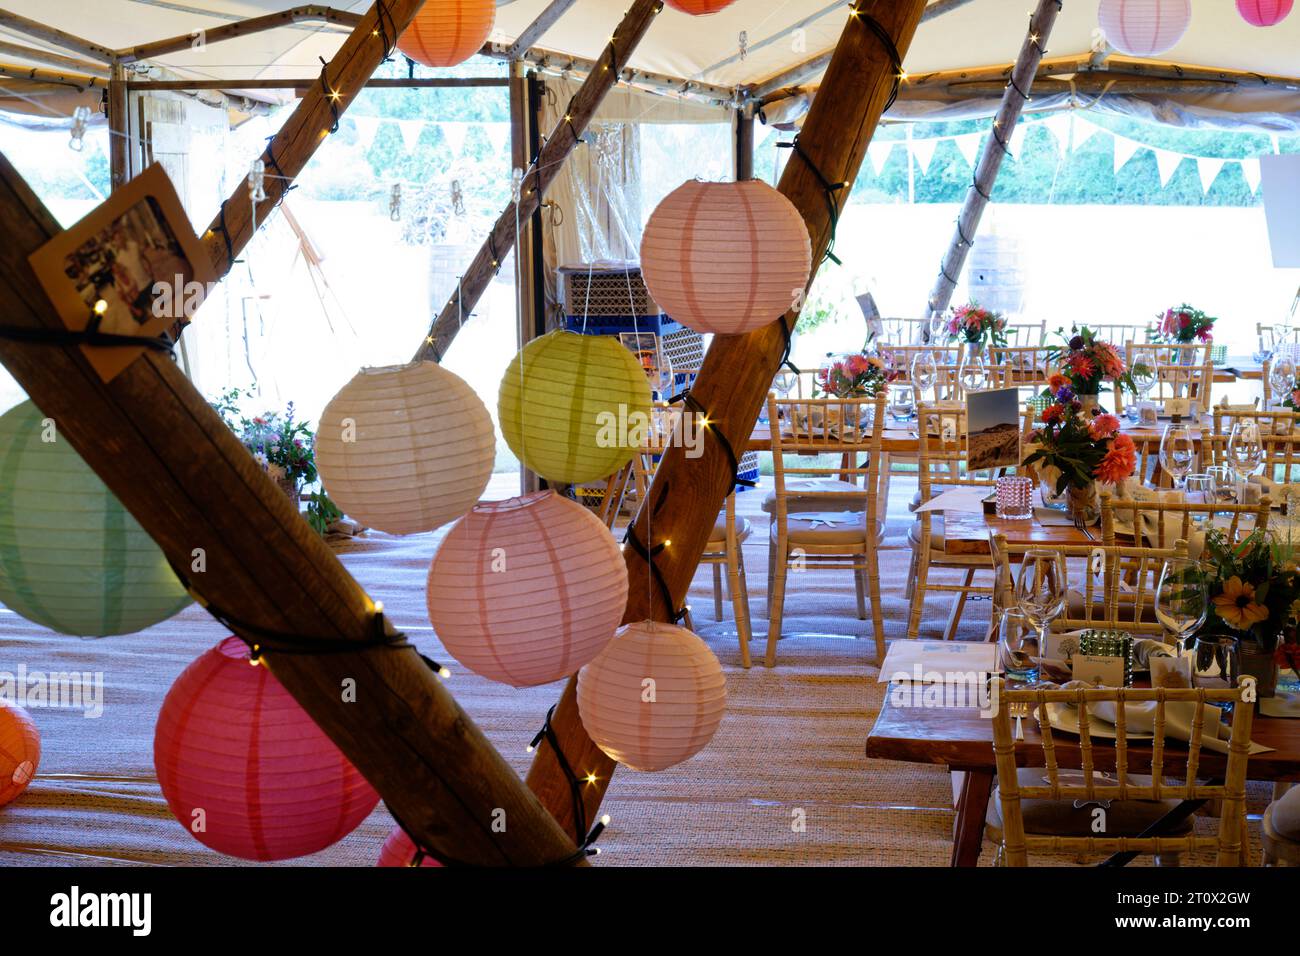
left=776, top=136, right=846, bottom=265
left=211, top=199, right=238, bottom=267
left=972, top=176, right=992, bottom=202
left=668, top=389, right=756, bottom=489
left=0, top=311, right=176, bottom=355
left=488, top=234, right=502, bottom=273
left=319, top=56, right=340, bottom=134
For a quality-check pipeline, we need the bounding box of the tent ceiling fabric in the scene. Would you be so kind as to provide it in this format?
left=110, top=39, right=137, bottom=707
left=0, top=0, right=1296, bottom=90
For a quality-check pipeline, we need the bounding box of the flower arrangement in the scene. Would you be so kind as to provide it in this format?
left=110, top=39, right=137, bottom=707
left=816, top=352, right=898, bottom=398
left=1046, top=326, right=1141, bottom=397
left=944, top=302, right=1006, bottom=349
left=1159, top=304, right=1216, bottom=344
left=1023, top=385, right=1137, bottom=493
left=210, top=388, right=341, bottom=535
left=1200, top=530, right=1300, bottom=658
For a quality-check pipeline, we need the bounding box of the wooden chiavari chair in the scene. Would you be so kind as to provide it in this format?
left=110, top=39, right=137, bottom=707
left=1211, top=407, right=1300, bottom=487
left=988, top=345, right=1051, bottom=393
left=1101, top=491, right=1269, bottom=554
left=1002, top=319, right=1047, bottom=347
left=1121, top=343, right=1215, bottom=416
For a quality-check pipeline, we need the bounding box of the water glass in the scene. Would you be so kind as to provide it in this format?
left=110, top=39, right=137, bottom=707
left=960, top=352, right=988, bottom=393
left=1270, top=354, right=1296, bottom=402
left=1207, top=464, right=1235, bottom=511
left=1191, top=635, right=1241, bottom=710
left=998, top=609, right=1040, bottom=684
left=1184, top=473, right=1214, bottom=526
left=1160, top=423, right=1195, bottom=490
left=1228, top=419, right=1264, bottom=501
left=887, top=382, right=915, bottom=422
left=995, top=476, right=1033, bottom=520
left=911, top=351, right=937, bottom=400
left=1155, top=557, right=1208, bottom=652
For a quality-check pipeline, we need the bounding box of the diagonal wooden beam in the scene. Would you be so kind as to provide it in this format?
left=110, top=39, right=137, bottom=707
left=116, top=4, right=364, bottom=64
left=413, top=0, right=666, bottom=363
left=924, top=0, right=1062, bottom=317
left=506, top=0, right=578, bottom=60
left=0, top=7, right=115, bottom=63
left=525, top=0, right=931, bottom=838
left=0, top=0, right=580, bottom=867
left=0, top=38, right=110, bottom=77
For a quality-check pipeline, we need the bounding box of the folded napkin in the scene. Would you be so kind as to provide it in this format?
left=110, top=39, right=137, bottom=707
left=1260, top=691, right=1300, bottom=719
left=1109, top=484, right=1208, bottom=555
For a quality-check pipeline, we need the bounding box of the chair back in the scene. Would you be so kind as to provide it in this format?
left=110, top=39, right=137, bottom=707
left=878, top=317, right=931, bottom=344
left=1100, top=490, right=1269, bottom=552
left=1123, top=342, right=1215, bottom=415
left=988, top=345, right=1051, bottom=390
left=991, top=680, right=1255, bottom=866
left=1211, top=407, right=1300, bottom=484
left=1003, top=319, right=1047, bottom=347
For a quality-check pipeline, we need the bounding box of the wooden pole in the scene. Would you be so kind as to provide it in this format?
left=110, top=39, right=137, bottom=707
left=0, top=7, right=115, bottom=62
left=0, top=39, right=110, bottom=77
left=107, top=61, right=132, bottom=191
left=0, top=61, right=103, bottom=90
left=734, top=101, right=755, bottom=181
left=412, top=0, right=665, bottom=363
left=0, top=1, right=582, bottom=868
left=126, top=77, right=510, bottom=92
left=923, top=0, right=1062, bottom=319
left=525, top=0, right=931, bottom=838
left=506, top=0, right=579, bottom=60
left=116, top=5, right=362, bottom=63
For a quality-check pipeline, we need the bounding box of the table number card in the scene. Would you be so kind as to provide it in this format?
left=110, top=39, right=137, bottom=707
left=1072, top=654, right=1126, bottom=688
left=1164, top=397, right=1192, bottom=419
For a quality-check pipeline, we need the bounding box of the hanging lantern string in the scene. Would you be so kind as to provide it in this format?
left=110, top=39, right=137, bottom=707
left=0, top=308, right=177, bottom=354
left=775, top=136, right=846, bottom=266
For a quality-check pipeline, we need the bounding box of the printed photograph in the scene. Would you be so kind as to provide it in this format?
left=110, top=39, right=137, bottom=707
left=966, top=386, right=1021, bottom=470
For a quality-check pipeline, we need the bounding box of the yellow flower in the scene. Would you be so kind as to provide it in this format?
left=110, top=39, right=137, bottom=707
left=1212, top=576, right=1270, bottom=630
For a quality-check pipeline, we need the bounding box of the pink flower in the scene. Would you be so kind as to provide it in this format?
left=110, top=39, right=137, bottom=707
left=1087, top=413, right=1121, bottom=440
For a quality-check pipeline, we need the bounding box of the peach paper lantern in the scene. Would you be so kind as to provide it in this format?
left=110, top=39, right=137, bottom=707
left=1098, top=0, right=1191, bottom=56
left=665, top=0, right=739, bottom=14
left=426, top=491, right=628, bottom=687
left=577, top=621, right=726, bottom=772
left=377, top=825, right=442, bottom=867
left=1237, top=0, right=1293, bottom=26
left=640, top=180, right=811, bottom=336
left=154, top=637, right=380, bottom=861
left=397, top=0, right=496, bottom=68
left=0, top=702, right=39, bottom=808
left=315, top=362, right=494, bottom=536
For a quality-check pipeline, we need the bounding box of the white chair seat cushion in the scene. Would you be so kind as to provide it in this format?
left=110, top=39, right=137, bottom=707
left=769, top=512, right=868, bottom=545
left=907, top=515, right=946, bottom=551
left=706, top=515, right=751, bottom=548
left=761, top=478, right=866, bottom=515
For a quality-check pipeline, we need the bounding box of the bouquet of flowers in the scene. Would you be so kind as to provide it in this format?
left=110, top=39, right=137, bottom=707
left=1200, top=530, right=1300, bottom=656
left=1023, top=386, right=1137, bottom=493
left=1159, top=304, right=1216, bottom=344
left=1046, top=326, right=1139, bottom=396
left=944, top=302, right=1007, bottom=349
left=816, top=352, right=897, bottom=398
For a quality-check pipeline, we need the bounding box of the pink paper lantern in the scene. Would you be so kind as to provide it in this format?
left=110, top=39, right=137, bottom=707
left=664, top=0, right=739, bottom=13
left=640, top=180, right=812, bottom=336
left=154, top=637, right=379, bottom=860
left=377, top=824, right=442, bottom=867
left=0, top=702, right=39, bottom=808
left=1236, top=0, right=1293, bottom=26
left=577, top=621, right=726, bottom=772
left=427, top=491, right=628, bottom=687
left=1098, top=0, right=1192, bottom=57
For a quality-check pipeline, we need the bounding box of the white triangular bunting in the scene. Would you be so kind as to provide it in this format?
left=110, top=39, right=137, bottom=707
left=397, top=120, right=424, bottom=151
left=955, top=132, right=982, bottom=167
left=1008, top=123, right=1027, bottom=158
left=1197, top=156, right=1226, bottom=194
left=1043, top=113, right=1071, bottom=154
left=1113, top=134, right=1141, bottom=173
left=910, top=136, right=938, bottom=175
left=867, top=139, right=896, bottom=176
left=1242, top=158, right=1262, bottom=194
left=486, top=123, right=511, bottom=155
left=1153, top=149, right=1182, bottom=187
left=353, top=116, right=381, bottom=152
left=439, top=122, right=468, bottom=157
left=1072, top=115, right=1100, bottom=151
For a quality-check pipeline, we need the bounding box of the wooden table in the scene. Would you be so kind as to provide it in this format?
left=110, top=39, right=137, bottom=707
left=865, top=687, right=1300, bottom=866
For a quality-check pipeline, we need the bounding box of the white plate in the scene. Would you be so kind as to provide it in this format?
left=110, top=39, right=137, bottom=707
left=1032, top=703, right=1155, bottom=741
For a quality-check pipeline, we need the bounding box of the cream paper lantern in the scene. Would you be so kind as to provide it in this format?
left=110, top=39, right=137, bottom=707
left=577, top=621, right=726, bottom=772
left=426, top=491, right=628, bottom=687
left=315, top=362, right=494, bottom=535
left=640, top=179, right=811, bottom=336
left=1098, top=0, right=1192, bottom=56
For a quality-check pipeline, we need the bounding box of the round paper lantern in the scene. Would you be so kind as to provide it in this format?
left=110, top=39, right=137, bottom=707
left=315, top=362, right=494, bottom=535
left=498, top=331, right=651, bottom=485
left=0, top=702, right=39, bottom=808
left=154, top=637, right=379, bottom=861
left=577, top=621, right=726, bottom=772
left=0, top=400, right=191, bottom=637
left=1237, top=0, right=1293, bottom=26
left=665, top=0, right=738, bottom=13
left=397, top=0, right=495, bottom=68
left=377, top=825, right=442, bottom=867
left=1098, top=0, right=1191, bottom=56
left=641, top=180, right=811, bottom=336
left=426, top=491, right=628, bottom=687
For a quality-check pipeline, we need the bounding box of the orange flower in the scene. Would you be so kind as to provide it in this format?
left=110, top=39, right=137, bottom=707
left=1042, top=403, right=1064, bottom=424
left=1088, top=413, right=1121, bottom=440
left=1213, top=576, right=1270, bottom=631
left=1070, top=354, right=1096, bottom=380
left=1048, top=372, right=1068, bottom=392
left=1093, top=432, right=1136, bottom=484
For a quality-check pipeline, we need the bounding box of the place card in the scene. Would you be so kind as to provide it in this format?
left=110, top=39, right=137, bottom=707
left=1072, top=654, right=1126, bottom=687
left=1150, top=655, right=1193, bottom=689
left=1164, top=397, right=1192, bottom=419
left=878, top=639, right=997, bottom=683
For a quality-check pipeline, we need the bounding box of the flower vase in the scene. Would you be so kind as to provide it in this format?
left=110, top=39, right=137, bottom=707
left=277, top=477, right=301, bottom=508
left=1077, top=392, right=1102, bottom=414
left=1066, top=482, right=1099, bottom=526
left=1175, top=346, right=1197, bottom=366
left=1239, top=640, right=1279, bottom=701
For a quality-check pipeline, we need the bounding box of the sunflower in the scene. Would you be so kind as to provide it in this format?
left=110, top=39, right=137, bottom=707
left=1212, top=576, right=1270, bottom=631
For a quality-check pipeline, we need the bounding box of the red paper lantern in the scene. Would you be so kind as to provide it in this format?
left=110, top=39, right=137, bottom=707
left=664, top=0, right=738, bottom=14
left=397, top=0, right=496, bottom=68
left=640, top=180, right=812, bottom=336
left=1236, top=0, right=1293, bottom=26
left=0, top=702, right=39, bottom=808
left=1098, top=0, right=1192, bottom=57
left=376, top=825, right=442, bottom=867
left=154, top=637, right=379, bottom=861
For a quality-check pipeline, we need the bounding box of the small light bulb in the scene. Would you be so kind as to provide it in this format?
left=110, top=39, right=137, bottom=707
left=93, top=299, right=108, bottom=314
left=585, top=772, right=598, bottom=785
left=438, top=666, right=451, bottom=679
left=526, top=744, right=535, bottom=753
left=374, top=600, right=384, bottom=614
left=600, top=814, right=611, bottom=826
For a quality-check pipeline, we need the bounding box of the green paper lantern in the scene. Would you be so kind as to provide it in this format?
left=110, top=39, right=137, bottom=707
left=499, top=331, right=652, bottom=484
left=0, top=401, right=191, bottom=636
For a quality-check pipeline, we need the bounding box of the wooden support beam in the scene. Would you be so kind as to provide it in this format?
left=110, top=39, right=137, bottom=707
left=734, top=101, right=754, bottom=180
left=413, top=0, right=666, bottom=363
left=116, top=5, right=363, bottom=64
left=0, top=60, right=103, bottom=90
left=507, top=0, right=578, bottom=60
left=126, top=77, right=510, bottom=92
left=924, top=0, right=1062, bottom=318
left=525, top=0, right=931, bottom=838
left=0, top=0, right=582, bottom=869
left=107, top=61, right=132, bottom=191
left=0, top=39, right=109, bottom=77
left=750, top=0, right=974, bottom=103
left=935, top=77, right=1233, bottom=97
left=0, top=7, right=115, bottom=63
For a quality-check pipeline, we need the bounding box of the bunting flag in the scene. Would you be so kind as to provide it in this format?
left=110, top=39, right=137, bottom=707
left=867, top=139, right=895, bottom=176
left=353, top=116, right=382, bottom=152
left=397, top=120, right=425, bottom=151
left=438, top=121, right=468, bottom=156
left=1042, top=113, right=1072, bottom=155
left=1113, top=134, right=1141, bottom=173
left=909, top=135, right=938, bottom=175
left=486, top=123, right=511, bottom=156
left=1072, top=114, right=1101, bottom=151
left=1197, top=156, right=1227, bottom=194
left=1153, top=148, right=1182, bottom=187
left=955, top=132, right=983, bottom=167
left=1242, top=157, right=1263, bottom=193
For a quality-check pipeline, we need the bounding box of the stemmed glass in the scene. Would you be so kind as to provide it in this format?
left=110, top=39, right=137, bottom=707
left=1159, top=423, right=1195, bottom=491
left=1206, top=464, right=1235, bottom=515
left=1184, top=474, right=1214, bottom=527
left=959, top=350, right=988, bottom=394
left=1128, top=363, right=1156, bottom=420
left=1155, top=557, right=1208, bottom=652
left=911, top=351, right=938, bottom=403
left=1014, top=549, right=1067, bottom=671
left=1270, top=353, right=1296, bottom=406
left=1227, top=419, right=1264, bottom=504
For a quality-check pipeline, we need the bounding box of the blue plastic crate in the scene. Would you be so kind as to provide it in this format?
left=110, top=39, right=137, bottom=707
left=562, top=313, right=683, bottom=337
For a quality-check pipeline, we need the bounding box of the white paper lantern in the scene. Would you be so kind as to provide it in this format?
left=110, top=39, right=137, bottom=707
left=426, top=491, right=628, bottom=687
left=577, top=621, right=726, bottom=771
left=1098, top=0, right=1191, bottom=57
left=315, top=362, right=494, bottom=535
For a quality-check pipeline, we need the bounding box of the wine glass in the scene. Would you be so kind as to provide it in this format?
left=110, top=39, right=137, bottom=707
left=773, top=369, right=798, bottom=398
left=959, top=351, right=988, bottom=394
left=1270, top=353, right=1296, bottom=406
left=998, top=608, right=1040, bottom=685
left=1128, top=363, right=1156, bottom=420
left=1206, top=463, right=1235, bottom=514
left=1014, top=549, right=1067, bottom=662
left=1155, top=557, right=1208, bottom=652
left=1227, top=419, right=1264, bottom=503
left=1191, top=635, right=1241, bottom=711
left=1159, top=423, right=1195, bottom=491
left=911, top=351, right=937, bottom=402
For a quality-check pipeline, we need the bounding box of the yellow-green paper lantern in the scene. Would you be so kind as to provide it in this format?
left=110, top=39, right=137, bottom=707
left=499, top=331, right=652, bottom=484
left=0, top=401, right=191, bottom=636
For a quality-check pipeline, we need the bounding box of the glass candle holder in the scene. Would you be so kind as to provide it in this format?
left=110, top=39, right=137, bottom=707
left=1078, top=629, right=1134, bottom=687
left=995, top=476, right=1033, bottom=520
